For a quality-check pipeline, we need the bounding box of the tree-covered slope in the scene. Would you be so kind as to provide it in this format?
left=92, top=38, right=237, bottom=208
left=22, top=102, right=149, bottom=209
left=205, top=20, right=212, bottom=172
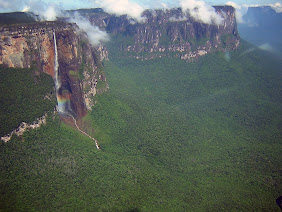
left=0, top=41, right=281, bottom=211
left=0, top=66, right=56, bottom=136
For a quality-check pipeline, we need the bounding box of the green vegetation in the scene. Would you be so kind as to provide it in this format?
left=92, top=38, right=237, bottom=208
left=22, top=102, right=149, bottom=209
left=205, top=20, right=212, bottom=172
left=69, top=70, right=79, bottom=78
left=220, top=34, right=234, bottom=48
left=159, top=29, right=171, bottom=46
left=0, top=41, right=281, bottom=211
left=0, top=66, right=56, bottom=136
left=190, top=37, right=209, bottom=49
left=78, top=56, right=86, bottom=80
left=96, top=79, right=107, bottom=90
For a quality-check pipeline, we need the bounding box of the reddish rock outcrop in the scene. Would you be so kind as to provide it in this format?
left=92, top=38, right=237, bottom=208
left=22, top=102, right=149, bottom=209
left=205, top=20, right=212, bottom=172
left=0, top=21, right=108, bottom=120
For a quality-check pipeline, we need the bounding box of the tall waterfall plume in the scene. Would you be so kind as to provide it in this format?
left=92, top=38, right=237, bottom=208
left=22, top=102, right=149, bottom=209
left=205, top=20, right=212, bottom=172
left=53, top=31, right=60, bottom=91
left=52, top=31, right=100, bottom=150
left=53, top=31, right=75, bottom=117
left=53, top=31, right=64, bottom=113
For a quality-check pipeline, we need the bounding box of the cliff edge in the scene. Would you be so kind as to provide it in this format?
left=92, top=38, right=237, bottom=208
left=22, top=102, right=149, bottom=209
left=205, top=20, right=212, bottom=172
left=0, top=21, right=108, bottom=119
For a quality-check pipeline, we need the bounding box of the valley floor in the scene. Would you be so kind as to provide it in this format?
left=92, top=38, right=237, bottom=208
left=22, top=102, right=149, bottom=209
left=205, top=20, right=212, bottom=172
left=1, top=41, right=281, bottom=211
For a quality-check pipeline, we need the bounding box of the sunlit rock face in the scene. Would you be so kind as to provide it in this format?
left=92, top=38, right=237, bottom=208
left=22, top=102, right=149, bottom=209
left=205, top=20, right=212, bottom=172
left=0, top=6, right=239, bottom=120
left=85, top=6, right=239, bottom=61
left=0, top=21, right=108, bottom=119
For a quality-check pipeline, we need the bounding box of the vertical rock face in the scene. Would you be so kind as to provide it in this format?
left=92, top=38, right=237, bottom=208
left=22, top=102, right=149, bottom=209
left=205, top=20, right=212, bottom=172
left=0, top=23, right=57, bottom=75
left=85, top=6, right=239, bottom=61
left=0, top=6, right=240, bottom=120
left=0, top=21, right=108, bottom=119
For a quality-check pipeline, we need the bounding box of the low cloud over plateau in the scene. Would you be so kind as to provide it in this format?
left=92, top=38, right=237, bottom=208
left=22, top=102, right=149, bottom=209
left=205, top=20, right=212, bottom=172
left=70, top=13, right=109, bottom=47
left=94, top=0, right=145, bottom=22
left=8, top=0, right=110, bottom=47
left=178, top=0, right=223, bottom=25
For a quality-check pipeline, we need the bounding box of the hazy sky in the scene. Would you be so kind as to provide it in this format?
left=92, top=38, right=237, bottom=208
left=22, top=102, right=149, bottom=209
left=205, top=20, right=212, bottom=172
left=0, top=0, right=281, bottom=49
left=0, top=0, right=282, bottom=12
left=52, top=0, right=282, bottom=9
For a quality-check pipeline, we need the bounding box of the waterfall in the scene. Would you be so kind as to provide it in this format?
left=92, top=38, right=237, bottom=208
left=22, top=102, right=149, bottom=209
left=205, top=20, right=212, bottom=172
left=53, top=31, right=76, bottom=117
left=52, top=31, right=100, bottom=150
left=53, top=31, right=60, bottom=91
left=53, top=31, right=63, bottom=113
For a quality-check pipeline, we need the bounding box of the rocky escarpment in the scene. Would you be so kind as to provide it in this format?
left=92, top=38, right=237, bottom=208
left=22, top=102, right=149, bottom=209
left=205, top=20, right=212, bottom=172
left=81, top=6, right=239, bottom=61
left=1, top=113, right=48, bottom=142
left=0, top=21, right=108, bottom=119
left=0, top=6, right=240, bottom=121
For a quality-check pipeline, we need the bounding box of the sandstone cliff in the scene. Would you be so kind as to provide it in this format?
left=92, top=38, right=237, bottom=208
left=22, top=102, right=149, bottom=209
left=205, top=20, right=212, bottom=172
left=0, top=21, right=108, bottom=119
left=0, top=6, right=240, bottom=120
left=79, top=6, right=239, bottom=61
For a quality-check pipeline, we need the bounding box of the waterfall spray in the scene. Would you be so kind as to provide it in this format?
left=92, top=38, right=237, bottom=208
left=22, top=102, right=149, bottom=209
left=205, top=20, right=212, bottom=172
left=52, top=31, right=100, bottom=150
left=53, top=31, right=60, bottom=90
left=53, top=31, right=63, bottom=113
left=53, top=31, right=76, bottom=117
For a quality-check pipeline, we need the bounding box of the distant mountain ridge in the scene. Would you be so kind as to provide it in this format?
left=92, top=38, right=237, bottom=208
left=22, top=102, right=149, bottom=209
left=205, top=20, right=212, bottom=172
left=74, top=6, right=239, bottom=61
left=238, top=6, right=282, bottom=57
left=0, top=6, right=240, bottom=62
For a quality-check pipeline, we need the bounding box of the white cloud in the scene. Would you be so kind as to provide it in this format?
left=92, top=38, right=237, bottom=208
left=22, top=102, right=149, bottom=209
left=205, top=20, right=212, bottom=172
left=259, top=43, right=275, bottom=52
left=42, top=5, right=62, bottom=21
left=70, top=13, right=109, bottom=47
left=94, top=0, right=145, bottom=22
left=161, top=3, right=168, bottom=9
left=270, top=2, right=282, bottom=13
left=225, top=1, right=239, bottom=9
left=169, top=15, right=188, bottom=22
left=242, top=4, right=261, bottom=8
left=22, top=1, right=64, bottom=21
left=225, top=1, right=245, bottom=23
left=178, top=0, right=223, bottom=25
left=21, top=1, right=109, bottom=46
left=22, top=6, right=30, bottom=12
